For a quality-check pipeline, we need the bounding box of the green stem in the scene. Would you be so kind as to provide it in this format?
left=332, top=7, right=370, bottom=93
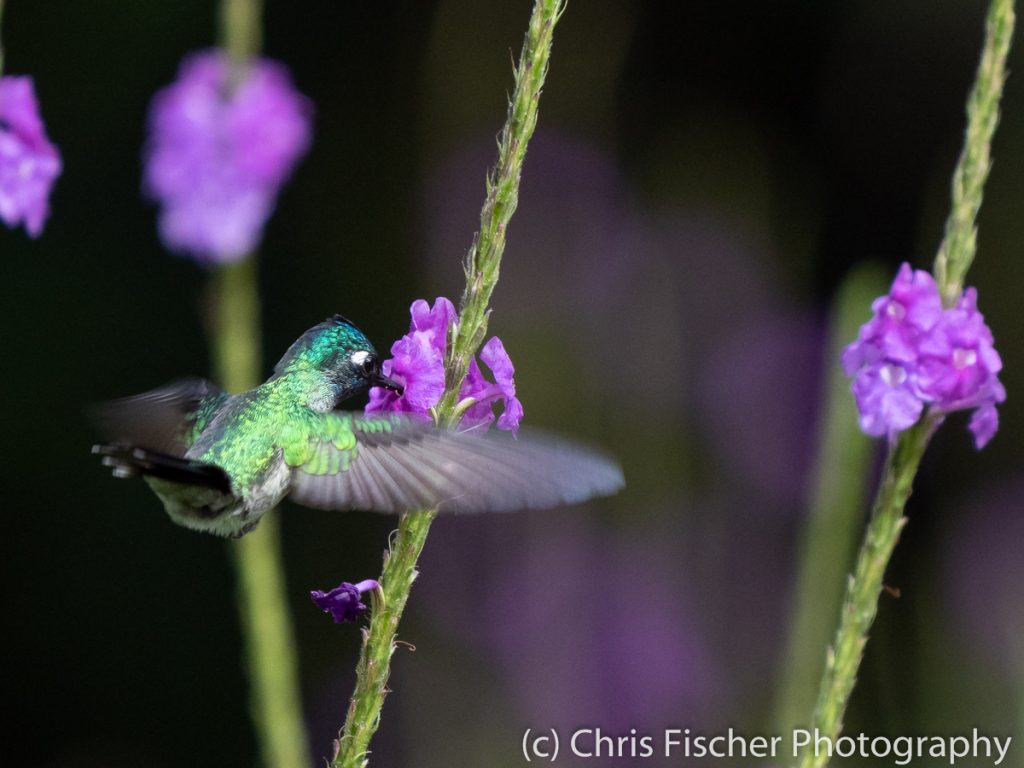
left=215, top=3, right=306, bottom=764
left=220, top=0, right=263, bottom=69
left=212, top=259, right=261, bottom=394
left=332, top=2, right=565, bottom=766
left=230, top=517, right=308, bottom=768
left=212, top=260, right=309, bottom=768
left=797, top=2, right=1014, bottom=765
left=332, top=507, right=437, bottom=768
left=933, top=0, right=1014, bottom=306
left=796, top=417, right=934, bottom=768
left=215, top=0, right=310, bottom=759
left=774, top=265, right=885, bottom=736
left=229, top=515, right=308, bottom=768
left=435, top=0, right=565, bottom=424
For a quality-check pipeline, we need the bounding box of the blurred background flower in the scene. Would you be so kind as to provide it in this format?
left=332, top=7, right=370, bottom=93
left=3, top=1, right=1023, bottom=766
left=143, top=49, right=311, bottom=263
left=0, top=76, right=61, bottom=236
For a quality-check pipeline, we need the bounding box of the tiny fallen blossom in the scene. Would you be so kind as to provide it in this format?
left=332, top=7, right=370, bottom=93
left=366, top=297, right=523, bottom=432
left=842, top=263, right=1005, bottom=448
left=143, top=50, right=312, bottom=264
left=0, top=76, right=61, bottom=237
left=310, top=579, right=379, bottom=623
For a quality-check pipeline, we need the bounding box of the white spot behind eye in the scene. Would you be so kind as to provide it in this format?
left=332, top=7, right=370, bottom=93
left=350, top=350, right=371, bottom=366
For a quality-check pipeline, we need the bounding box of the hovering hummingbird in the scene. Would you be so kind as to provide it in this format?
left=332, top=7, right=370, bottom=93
left=93, top=315, right=624, bottom=537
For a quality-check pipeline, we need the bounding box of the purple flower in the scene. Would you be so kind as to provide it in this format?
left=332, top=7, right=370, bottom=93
left=143, top=50, right=312, bottom=264
left=842, top=263, right=1005, bottom=447
left=456, top=357, right=496, bottom=431
left=968, top=403, right=1000, bottom=449
left=849, top=362, right=924, bottom=437
left=459, top=337, right=524, bottom=433
left=410, top=296, right=456, bottom=351
left=310, top=579, right=378, bottom=623
left=0, top=76, right=61, bottom=237
left=841, top=264, right=942, bottom=373
left=367, top=298, right=524, bottom=432
left=917, top=290, right=1005, bottom=402
left=365, top=332, right=445, bottom=418
left=366, top=297, right=452, bottom=418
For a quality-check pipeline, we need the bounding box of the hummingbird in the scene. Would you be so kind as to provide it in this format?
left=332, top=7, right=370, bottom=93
left=93, top=315, right=624, bottom=537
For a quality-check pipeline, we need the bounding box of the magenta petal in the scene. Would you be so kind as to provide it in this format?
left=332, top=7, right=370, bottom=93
left=458, top=357, right=496, bottom=431
left=365, top=334, right=445, bottom=418
left=851, top=363, right=923, bottom=437
left=228, top=60, right=312, bottom=185
left=459, top=356, right=489, bottom=399
left=143, top=50, right=312, bottom=263
left=366, top=383, right=401, bottom=413
left=366, top=299, right=527, bottom=433
left=480, top=336, right=522, bottom=431
left=481, top=336, right=515, bottom=389
left=843, top=264, right=1004, bottom=449
left=365, top=298, right=460, bottom=419
left=0, top=77, right=47, bottom=138
left=888, top=262, right=943, bottom=329
left=410, top=297, right=457, bottom=355
left=915, top=294, right=1004, bottom=414
left=497, top=395, right=524, bottom=433
left=969, top=403, right=1000, bottom=449
left=395, top=334, right=445, bottom=410
left=849, top=263, right=943, bottom=368
left=0, top=76, right=61, bottom=237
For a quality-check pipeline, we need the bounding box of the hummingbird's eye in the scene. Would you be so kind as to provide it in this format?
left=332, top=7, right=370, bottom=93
left=362, top=356, right=378, bottom=375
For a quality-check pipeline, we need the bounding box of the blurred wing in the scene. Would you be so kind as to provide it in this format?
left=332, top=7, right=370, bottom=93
left=288, top=413, right=624, bottom=514
left=90, top=378, right=228, bottom=456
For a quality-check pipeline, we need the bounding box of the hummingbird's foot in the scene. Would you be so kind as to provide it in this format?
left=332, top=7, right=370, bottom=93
left=92, top=442, right=233, bottom=493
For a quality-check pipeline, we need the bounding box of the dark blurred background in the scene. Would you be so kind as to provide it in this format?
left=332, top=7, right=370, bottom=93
left=4, top=1, right=1023, bottom=766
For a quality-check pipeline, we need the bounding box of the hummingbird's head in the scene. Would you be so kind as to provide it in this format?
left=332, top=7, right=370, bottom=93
left=274, top=315, right=403, bottom=409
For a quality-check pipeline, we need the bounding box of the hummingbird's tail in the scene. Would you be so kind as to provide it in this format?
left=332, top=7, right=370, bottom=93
left=92, top=443, right=233, bottom=494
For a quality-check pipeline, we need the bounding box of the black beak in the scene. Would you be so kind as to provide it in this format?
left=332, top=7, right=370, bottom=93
left=372, top=371, right=404, bottom=396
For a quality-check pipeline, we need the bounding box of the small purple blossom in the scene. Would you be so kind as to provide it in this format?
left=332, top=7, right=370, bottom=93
left=366, top=297, right=524, bottom=432
left=459, top=337, right=524, bottom=433
left=841, top=264, right=943, bottom=372
left=842, top=263, right=1005, bottom=448
left=849, top=362, right=923, bottom=437
left=366, top=334, right=445, bottom=418
left=310, top=579, right=379, bottom=624
left=143, top=50, right=312, bottom=264
left=457, top=357, right=497, bottom=431
left=0, top=76, right=61, bottom=237
left=915, top=289, right=1005, bottom=410
left=410, top=296, right=456, bottom=350
left=366, top=297, right=453, bottom=417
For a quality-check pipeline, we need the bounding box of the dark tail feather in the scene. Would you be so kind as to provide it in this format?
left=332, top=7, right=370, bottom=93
left=93, top=443, right=232, bottom=494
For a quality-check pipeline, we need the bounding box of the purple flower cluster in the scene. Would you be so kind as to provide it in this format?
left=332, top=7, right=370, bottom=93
left=842, top=263, right=1005, bottom=448
left=310, top=579, right=378, bottom=623
left=0, top=76, right=61, bottom=237
left=143, top=50, right=312, bottom=264
left=365, top=297, right=524, bottom=433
